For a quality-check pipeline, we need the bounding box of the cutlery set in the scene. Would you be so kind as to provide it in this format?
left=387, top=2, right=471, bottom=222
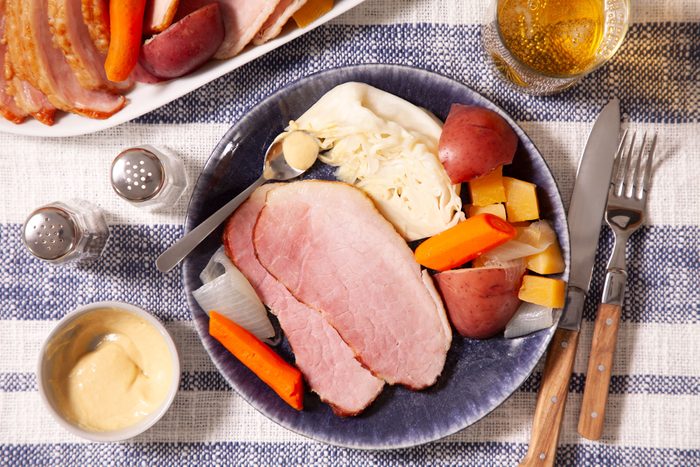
left=522, top=100, right=657, bottom=465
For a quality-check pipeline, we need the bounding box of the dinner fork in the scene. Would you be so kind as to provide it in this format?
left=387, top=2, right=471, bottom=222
left=578, top=130, right=657, bottom=440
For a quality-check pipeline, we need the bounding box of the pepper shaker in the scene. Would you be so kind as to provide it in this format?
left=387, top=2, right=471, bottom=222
left=22, top=200, right=109, bottom=265
left=110, top=145, right=188, bottom=209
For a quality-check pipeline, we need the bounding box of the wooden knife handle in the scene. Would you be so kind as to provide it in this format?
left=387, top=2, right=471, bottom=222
left=521, top=328, right=580, bottom=467
left=578, top=303, right=622, bottom=440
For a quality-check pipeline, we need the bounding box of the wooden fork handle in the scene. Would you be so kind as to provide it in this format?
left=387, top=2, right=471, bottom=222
left=578, top=303, right=623, bottom=440
left=521, top=328, right=580, bottom=467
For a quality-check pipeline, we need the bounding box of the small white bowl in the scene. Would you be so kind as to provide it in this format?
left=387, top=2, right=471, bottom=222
left=37, top=301, right=180, bottom=442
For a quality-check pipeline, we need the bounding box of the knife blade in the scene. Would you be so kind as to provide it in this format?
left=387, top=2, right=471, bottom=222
left=521, top=99, right=620, bottom=467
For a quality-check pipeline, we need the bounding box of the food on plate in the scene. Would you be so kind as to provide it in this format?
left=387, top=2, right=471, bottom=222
left=144, top=0, right=180, bottom=34
left=414, top=213, right=516, bottom=271
left=193, top=246, right=275, bottom=340
left=104, top=0, right=147, bottom=82
left=45, top=308, right=175, bottom=431
left=281, top=130, right=319, bottom=171
left=504, top=302, right=554, bottom=339
left=253, top=181, right=452, bottom=389
left=438, top=104, right=518, bottom=184
left=518, top=275, right=566, bottom=308
left=469, top=166, right=506, bottom=206
left=503, top=176, right=540, bottom=222
left=210, top=311, right=304, bottom=410
left=140, top=3, right=224, bottom=79
left=0, top=0, right=338, bottom=125
left=468, top=203, right=506, bottom=220
left=292, top=0, right=332, bottom=28
left=254, top=0, right=308, bottom=45
left=435, top=262, right=525, bottom=339
left=480, top=220, right=556, bottom=263
left=284, top=82, right=464, bottom=241
left=526, top=239, right=565, bottom=275
left=224, top=184, right=384, bottom=416
left=5, top=0, right=126, bottom=120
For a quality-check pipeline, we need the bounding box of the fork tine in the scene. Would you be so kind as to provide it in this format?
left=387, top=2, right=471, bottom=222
left=610, top=129, right=629, bottom=191
left=614, top=130, right=635, bottom=196
left=631, top=132, right=647, bottom=197
left=642, top=133, right=657, bottom=194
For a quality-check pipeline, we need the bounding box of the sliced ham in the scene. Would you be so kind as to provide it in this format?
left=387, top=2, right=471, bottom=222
left=0, top=0, right=27, bottom=123
left=224, top=184, right=384, bottom=416
left=6, top=77, right=56, bottom=125
left=5, top=0, right=125, bottom=119
left=211, top=0, right=278, bottom=59
left=253, top=181, right=452, bottom=389
left=81, top=0, right=109, bottom=55
left=48, top=0, right=131, bottom=92
left=435, top=263, right=525, bottom=339
left=252, top=0, right=306, bottom=45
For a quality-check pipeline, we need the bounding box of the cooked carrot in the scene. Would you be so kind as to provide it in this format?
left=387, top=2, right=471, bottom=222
left=414, top=214, right=516, bottom=271
left=209, top=311, right=304, bottom=410
left=104, top=0, right=147, bottom=82
left=292, top=0, right=334, bottom=28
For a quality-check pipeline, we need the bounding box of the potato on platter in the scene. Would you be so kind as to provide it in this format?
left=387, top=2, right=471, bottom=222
left=435, top=262, right=525, bottom=339
left=140, top=3, right=224, bottom=79
left=438, top=104, right=518, bottom=184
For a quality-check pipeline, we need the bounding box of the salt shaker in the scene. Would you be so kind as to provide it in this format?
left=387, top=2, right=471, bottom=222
left=110, top=145, right=188, bottom=209
left=22, top=201, right=109, bottom=265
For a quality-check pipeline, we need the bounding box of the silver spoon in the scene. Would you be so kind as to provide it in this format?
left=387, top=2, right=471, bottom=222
left=156, top=132, right=317, bottom=273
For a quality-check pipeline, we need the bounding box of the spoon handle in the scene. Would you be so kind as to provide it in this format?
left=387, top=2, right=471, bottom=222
left=156, top=176, right=266, bottom=273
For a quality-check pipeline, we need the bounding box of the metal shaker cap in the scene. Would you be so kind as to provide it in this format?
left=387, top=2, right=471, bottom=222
left=22, top=207, right=77, bottom=260
left=111, top=148, right=164, bottom=202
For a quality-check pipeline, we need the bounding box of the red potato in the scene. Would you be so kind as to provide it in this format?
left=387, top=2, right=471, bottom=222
left=139, top=3, right=224, bottom=79
left=435, top=263, right=525, bottom=339
left=438, top=104, right=518, bottom=184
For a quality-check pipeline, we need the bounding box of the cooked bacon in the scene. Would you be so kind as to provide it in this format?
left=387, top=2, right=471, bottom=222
left=6, top=77, right=56, bottom=125
left=48, top=0, right=131, bottom=92
left=6, top=0, right=125, bottom=119
left=252, top=0, right=306, bottom=45
left=213, top=0, right=278, bottom=59
left=81, top=0, right=109, bottom=55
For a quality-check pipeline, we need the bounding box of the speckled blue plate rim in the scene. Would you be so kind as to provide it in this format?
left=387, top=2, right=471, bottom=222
left=182, top=64, right=570, bottom=450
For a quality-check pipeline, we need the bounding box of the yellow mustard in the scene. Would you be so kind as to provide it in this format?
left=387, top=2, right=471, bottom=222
left=45, top=309, right=174, bottom=432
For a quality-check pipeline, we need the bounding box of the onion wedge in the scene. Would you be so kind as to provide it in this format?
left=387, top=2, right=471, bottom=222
left=504, top=302, right=553, bottom=339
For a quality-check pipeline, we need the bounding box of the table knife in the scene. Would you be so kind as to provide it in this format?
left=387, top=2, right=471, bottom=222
left=521, top=99, right=620, bottom=466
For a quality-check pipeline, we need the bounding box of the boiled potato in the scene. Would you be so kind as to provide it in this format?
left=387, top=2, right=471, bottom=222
left=438, top=104, right=518, bottom=184
left=140, top=3, right=224, bottom=79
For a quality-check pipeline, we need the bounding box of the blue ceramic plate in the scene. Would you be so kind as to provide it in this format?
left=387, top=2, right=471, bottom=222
left=183, top=64, right=569, bottom=449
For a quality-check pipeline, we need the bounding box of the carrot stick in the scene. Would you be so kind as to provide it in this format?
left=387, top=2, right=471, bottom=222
left=209, top=311, right=304, bottom=410
left=414, top=213, right=516, bottom=271
left=104, top=0, right=147, bottom=82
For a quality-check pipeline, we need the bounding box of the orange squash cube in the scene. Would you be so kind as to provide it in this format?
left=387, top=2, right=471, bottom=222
left=468, top=203, right=507, bottom=220
left=503, top=176, right=539, bottom=222
left=518, top=275, right=566, bottom=308
left=469, top=166, right=506, bottom=206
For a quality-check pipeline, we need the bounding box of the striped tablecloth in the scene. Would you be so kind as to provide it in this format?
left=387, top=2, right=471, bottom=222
left=1, top=1, right=698, bottom=465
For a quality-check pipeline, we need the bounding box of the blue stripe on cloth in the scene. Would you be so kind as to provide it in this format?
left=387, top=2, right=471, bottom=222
left=5, top=370, right=700, bottom=396
left=1, top=224, right=698, bottom=323
left=0, top=442, right=698, bottom=465
left=132, top=22, right=700, bottom=125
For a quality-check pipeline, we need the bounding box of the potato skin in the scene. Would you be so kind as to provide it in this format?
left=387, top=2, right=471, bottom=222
left=438, top=104, right=518, bottom=184
left=435, top=265, right=524, bottom=339
left=140, top=3, right=224, bottom=79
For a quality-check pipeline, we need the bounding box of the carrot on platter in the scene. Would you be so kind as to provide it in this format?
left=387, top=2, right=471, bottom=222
left=414, top=213, right=516, bottom=271
left=209, top=311, right=304, bottom=410
left=105, top=0, right=147, bottom=82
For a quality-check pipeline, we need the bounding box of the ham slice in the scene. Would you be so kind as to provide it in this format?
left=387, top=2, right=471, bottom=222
left=212, top=0, right=278, bottom=59
left=224, top=184, right=384, bottom=416
left=253, top=181, right=452, bottom=389
left=81, top=0, right=109, bottom=55
left=252, top=0, right=306, bottom=45
left=6, top=77, right=56, bottom=125
left=48, top=0, right=131, bottom=92
left=0, top=0, right=27, bottom=123
left=5, top=0, right=125, bottom=119
left=435, top=263, right=525, bottom=339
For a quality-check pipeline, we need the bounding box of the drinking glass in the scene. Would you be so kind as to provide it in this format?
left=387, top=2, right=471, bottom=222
left=482, top=0, right=630, bottom=95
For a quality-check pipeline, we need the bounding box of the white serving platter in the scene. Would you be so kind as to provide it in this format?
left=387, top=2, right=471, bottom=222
left=0, top=0, right=365, bottom=138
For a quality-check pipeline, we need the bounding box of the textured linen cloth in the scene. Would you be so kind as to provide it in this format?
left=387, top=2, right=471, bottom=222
left=1, top=0, right=699, bottom=465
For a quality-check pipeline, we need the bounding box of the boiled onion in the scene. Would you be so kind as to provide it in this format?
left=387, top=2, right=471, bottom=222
left=193, top=247, right=275, bottom=340
left=481, top=220, right=556, bottom=262
left=504, top=302, right=554, bottom=339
